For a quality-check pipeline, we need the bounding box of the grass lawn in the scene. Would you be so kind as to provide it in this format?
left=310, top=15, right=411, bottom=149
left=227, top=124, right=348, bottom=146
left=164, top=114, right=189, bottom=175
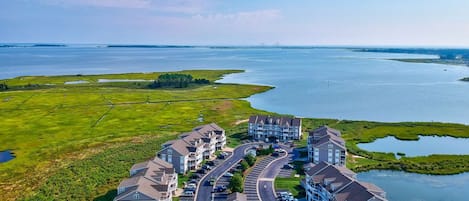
left=274, top=177, right=305, bottom=198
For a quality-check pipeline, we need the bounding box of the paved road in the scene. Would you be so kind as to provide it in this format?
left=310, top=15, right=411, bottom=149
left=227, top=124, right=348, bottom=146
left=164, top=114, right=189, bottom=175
left=258, top=146, right=294, bottom=201
left=196, top=143, right=259, bottom=201
left=244, top=149, right=289, bottom=201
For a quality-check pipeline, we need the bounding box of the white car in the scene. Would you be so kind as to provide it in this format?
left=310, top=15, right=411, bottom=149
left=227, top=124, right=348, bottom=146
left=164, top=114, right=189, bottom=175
left=224, top=172, right=234, bottom=177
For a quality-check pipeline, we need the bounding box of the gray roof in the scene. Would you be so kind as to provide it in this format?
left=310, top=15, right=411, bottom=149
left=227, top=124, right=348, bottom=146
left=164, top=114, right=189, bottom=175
left=249, top=115, right=301, bottom=127
left=193, top=122, right=224, bottom=133
left=162, top=123, right=224, bottom=157
left=313, top=134, right=346, bottom=149
left=115, top=176, right=168, bottom=201
left=305, top=162, right=387, bottom=201
left=334, top=181, right=387, bottom=201
left=116, top=158, right=176, bottom=201
left=309, top=126, right=346, bottom=149
left=310, top=126, right=341, bottom=137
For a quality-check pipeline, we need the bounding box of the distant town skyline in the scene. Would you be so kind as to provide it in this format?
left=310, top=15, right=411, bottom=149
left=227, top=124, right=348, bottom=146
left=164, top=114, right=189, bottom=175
left=2, top=0, right=469, bottom=47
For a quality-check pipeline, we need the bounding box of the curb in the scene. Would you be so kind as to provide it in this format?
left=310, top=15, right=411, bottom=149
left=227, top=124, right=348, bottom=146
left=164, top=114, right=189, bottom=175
left=255, top=148, right=289, bottom=201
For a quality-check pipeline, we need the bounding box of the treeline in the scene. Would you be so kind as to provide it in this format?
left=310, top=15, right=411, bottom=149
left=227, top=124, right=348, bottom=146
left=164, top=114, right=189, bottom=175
left=148, top=73, right=210, bottom=88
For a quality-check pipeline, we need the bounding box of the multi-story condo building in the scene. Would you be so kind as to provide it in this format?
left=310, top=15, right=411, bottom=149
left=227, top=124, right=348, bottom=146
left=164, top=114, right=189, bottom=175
left=157, top=123, right=226, bottom=174
left=304, top=162, right=387, bottom=201
left=308, top=126, right=346, bottom=166
left=248, top=115, right=302, bottom=142
left=114, top=157, right=178, bottom=201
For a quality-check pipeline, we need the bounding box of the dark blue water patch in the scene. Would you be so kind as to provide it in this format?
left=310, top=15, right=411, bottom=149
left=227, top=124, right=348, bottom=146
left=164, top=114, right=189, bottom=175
left=0, top=150, right=15, bottom=163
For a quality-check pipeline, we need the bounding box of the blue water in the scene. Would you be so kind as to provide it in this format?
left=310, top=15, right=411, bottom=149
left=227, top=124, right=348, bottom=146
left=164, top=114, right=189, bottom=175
left=358, top=170, right=469, bottom=201
left=357, top=136, right=469, bottom=157
left=0, top=150, right=15, bottom=163
left=2, top=46, right=469, bottom=124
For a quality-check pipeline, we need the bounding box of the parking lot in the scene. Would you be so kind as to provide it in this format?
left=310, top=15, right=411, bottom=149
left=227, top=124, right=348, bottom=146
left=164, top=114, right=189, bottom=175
left=179, top=151, right=233, bottom=201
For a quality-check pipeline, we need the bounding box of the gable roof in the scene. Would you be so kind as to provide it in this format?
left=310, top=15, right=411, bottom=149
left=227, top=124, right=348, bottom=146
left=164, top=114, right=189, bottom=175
left=334, top=181, right=387, bottom=201
left=309, top=126, right=345, bottom=149
left=305, top=162, right=387, bottom=201
left=313, top=134, right=346, bottom=149
left=248, top=115, right=301, bottom=127
left=115, top=176, right=168, bottom=201
left=116, top=158, right=176, bottom=201
left=310, top=126, right=341, bottom=137
left=161, top=123, right=224, bottom=157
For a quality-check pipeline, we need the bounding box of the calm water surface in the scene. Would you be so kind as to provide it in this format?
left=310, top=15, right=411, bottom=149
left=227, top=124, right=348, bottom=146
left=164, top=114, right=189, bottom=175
left=358, top=170, right=469, bottom=201
left=2, top=46, right=468, bottom=123
left=0, top=150, right=15, bottom=163
left=357, top=136, right=469, bottom=157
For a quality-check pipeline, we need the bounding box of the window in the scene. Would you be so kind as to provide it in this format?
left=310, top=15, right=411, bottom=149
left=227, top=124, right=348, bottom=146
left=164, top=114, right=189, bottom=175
left=134, top=192, right=140, bottom=199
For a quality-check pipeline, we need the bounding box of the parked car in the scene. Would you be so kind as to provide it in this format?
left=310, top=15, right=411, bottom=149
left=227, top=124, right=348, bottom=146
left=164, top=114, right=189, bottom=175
left=279, top=192, right=294, bottom=201
left=223, top=172, right=234, bottom=177
left=184, top=190, right=194, bottom=196
left=209, top=177, right=216, bottom=186
left=190, top=174, right=201, bottom=179
left=272, top=151, right=279, bottom=157
left=206, top=176, right=216, bottom=186
left=283, top=164, right=294, bottom=169
left=218, top=152, right=228, bottom=159
left=206, top=161, right=215, bottom=166
left=203, top=164, right=212, bottom=170
left=187, top=183, right=197, bottom=189
left=197, top=169, right=207, bottom=174
left=213, top=185, right=227, bottom=192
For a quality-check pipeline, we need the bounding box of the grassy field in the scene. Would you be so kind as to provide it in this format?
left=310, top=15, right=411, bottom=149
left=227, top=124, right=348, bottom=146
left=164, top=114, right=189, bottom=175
left=0, top=70, right=272, bottom=200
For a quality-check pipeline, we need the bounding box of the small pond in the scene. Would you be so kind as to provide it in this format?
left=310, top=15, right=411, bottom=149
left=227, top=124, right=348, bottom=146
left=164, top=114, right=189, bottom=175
left=357, top=135, right=469, bottom=157
left=0, top=150, right=15, bottom=163
left=97, top=79, right=151, bottom=83
left=64, top=80, right=89, bottom=84
left=358, top=170, right=469, bottom=201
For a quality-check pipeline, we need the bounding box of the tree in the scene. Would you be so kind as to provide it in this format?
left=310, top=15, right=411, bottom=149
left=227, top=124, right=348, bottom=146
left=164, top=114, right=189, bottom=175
left=0, top=83, right=8, bottom=91
left=228, top=173, right=243, bottom=193
left=240, top=160, right=249, bottom=172
left=245, top=154, right=256, bottom=167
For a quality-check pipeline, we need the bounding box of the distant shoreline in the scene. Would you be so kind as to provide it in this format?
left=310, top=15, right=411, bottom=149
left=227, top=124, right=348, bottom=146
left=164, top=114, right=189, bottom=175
left=356, top=48, right=469, bottom=81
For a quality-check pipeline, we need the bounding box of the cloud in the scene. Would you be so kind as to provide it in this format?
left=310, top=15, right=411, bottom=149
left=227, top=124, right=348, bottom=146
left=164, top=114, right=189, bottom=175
left=192, top=9, right=282, bottom=24
left=41, top=0, right=152, bottom=9
left=38, top=0, right=211, bottom=13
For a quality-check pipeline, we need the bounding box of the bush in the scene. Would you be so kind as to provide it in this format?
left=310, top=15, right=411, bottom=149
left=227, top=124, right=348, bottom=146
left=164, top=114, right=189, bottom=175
left=240, top=161, right=250, bottom=172
left=245, top=154, right=256, bottom=167
left=228, top=173, right=244, bottom=193
left=257, top=144, right=274, bottom=156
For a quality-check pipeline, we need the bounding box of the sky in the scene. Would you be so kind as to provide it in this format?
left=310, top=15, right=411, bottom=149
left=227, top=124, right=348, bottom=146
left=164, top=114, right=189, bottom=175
left=1, top=0, right=469, bottom=46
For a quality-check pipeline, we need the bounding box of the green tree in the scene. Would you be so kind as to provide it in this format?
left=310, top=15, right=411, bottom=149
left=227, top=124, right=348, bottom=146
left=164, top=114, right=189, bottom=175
left=0, top=83, right=8, bottom=91
left=245, top=154, right=256, bottom=167
left=240, top=160, right=249, bottom=172
left=228, top=173, right=244, bottom=193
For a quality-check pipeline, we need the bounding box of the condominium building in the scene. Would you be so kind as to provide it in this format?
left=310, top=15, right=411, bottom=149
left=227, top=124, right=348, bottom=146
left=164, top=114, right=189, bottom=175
left=304, top=162, right=387, bottom=201
left=308, top=126, right=346, bottom=166
left=157, top=123, right=226, bottom=174
left=114, top=157, right=178, bottom=201
left=248, top=115, right=302, bottom=142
